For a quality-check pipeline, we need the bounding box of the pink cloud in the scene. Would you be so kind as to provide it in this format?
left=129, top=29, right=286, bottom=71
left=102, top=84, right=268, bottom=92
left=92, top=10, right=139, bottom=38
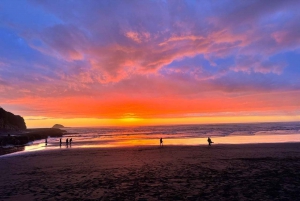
left=125, top=31, right=151, bottom=43
left=159, top=35, right=205, bottom=46
left=125, top=31, right=142, bottom=43
left=272, top=25, right=300, bottom=49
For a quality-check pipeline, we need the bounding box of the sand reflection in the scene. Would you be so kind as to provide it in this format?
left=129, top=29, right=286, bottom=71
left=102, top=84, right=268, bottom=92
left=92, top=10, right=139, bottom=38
left=2, top=133, right=299, bottom=156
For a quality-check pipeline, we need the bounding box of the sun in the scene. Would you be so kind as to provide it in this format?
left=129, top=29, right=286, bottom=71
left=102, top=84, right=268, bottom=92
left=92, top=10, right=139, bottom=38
left=119, top=113, right=144, bottom=125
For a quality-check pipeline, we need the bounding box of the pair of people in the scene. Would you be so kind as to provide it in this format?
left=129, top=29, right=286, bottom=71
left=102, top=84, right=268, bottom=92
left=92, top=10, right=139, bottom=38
left=159, top=137, right=213, bottom=146
left=58, top=138, right=72, bottom=146
left=66, top=138, right=72, bottom=144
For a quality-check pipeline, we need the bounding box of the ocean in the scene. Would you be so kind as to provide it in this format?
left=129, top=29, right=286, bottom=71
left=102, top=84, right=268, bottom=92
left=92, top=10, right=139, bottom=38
left=23, top=122, right=300, bottom=153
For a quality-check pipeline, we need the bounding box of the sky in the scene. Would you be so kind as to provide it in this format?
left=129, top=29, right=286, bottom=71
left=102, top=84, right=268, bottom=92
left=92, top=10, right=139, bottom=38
left=1, top=0, right=300, bottom=128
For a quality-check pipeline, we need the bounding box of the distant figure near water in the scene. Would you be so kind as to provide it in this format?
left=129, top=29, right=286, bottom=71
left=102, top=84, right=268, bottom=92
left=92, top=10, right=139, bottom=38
left=160, top=138, right=163, bottom=147
left=59, top=138, right=62, bottom=146
left=207, top=137, right=214, bottom=146
left=66, top=138, right=69, bottom=145
left=70, top=138, right=72, bottom=144
left=45, top=138, right=47, bottom=146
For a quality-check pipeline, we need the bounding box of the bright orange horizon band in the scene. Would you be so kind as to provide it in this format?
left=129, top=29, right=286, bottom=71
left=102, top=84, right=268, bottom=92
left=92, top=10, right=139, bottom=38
left=25, top=115, right=300, bottom=128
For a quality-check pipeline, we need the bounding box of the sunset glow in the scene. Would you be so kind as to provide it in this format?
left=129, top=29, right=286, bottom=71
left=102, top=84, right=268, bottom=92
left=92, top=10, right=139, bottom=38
left=1, top=1, right=300, bottom=128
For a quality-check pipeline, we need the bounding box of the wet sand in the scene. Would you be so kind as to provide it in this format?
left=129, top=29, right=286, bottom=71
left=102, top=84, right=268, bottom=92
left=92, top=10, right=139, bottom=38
left=0, top=143, right=300, bottom=200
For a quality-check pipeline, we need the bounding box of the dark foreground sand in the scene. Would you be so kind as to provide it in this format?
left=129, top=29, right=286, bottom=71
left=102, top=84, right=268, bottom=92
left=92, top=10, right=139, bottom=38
left=0, top=143, right=300, bottom=201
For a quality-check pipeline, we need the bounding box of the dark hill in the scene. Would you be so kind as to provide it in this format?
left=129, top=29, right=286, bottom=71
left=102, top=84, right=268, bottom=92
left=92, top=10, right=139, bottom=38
left=0, top=107, right=26, bottom=130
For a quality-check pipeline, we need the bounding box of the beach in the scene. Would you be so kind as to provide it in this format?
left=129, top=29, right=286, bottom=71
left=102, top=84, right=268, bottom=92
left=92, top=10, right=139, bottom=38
left=1, top=143, right=300, bottom=200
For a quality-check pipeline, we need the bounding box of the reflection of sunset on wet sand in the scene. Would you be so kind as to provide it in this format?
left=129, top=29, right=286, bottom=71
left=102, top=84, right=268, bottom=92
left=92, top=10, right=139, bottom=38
left=99, top=134, right=300, bottom=147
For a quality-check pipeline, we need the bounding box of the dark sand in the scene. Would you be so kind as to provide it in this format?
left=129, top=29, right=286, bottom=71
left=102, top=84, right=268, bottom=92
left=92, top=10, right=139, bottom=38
left=1, top=143, right=300, bottom=200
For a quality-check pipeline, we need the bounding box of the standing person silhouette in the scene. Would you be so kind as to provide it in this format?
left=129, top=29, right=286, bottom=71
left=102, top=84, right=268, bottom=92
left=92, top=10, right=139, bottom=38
left=59, top=138, right=62, bottom=146
left=160, top=138, right=163, bottom=147
left=70, top=138, right=72, bottom=144
left=207, top=137, right=213, bottom=146
left=66, top=138, right=69, bottom=145
left=45, top=138, right=47, bottom=146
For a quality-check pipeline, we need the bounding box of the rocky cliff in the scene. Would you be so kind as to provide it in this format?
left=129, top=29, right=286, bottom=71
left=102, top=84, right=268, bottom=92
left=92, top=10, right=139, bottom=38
left=0, top=107, right=26, bottom=130
left=52, top=124, right=64, bottom=128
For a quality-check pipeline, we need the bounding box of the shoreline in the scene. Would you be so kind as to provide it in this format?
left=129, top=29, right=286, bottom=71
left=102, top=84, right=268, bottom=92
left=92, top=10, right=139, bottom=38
left=1, top=143, right=299, bottom=200
left=1, top=125, right=299, bottom=157
left=1, top=141, right=300, bottom=158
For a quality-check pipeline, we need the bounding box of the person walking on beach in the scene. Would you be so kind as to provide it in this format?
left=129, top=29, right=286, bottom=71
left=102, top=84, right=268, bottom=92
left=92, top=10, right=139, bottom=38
left=59, top=138, right=62, bottom=146
left=66, top=138, right=69, bottom=145
left=45, top=138, right=47, bottom=146
left=70, top=138, right=72, bottom=144
left=160, top=138, right=163, bottom=147
left=207, top=137, right=213, bottom=146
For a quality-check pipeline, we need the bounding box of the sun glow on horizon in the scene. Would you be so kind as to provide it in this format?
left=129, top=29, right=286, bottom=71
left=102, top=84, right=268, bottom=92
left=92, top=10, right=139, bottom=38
left=24, top=114, right=300, bottom=128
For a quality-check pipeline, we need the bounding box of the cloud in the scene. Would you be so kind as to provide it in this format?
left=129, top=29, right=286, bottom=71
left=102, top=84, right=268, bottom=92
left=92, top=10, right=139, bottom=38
left=232, top=55, right=287, bottom=74
left=125, top=31, right=151, bottom=43
left=0, top=0, right=300, bottom=119
left=25, top=117, right=52, bottom=120
left=30, top=24, right=87, bottom=61
left=20, top=1, right=299, bottom=82
left=272, top=21, right=300, bottom=50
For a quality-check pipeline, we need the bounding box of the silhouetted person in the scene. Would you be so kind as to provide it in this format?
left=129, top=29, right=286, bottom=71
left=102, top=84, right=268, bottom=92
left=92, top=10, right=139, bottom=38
left=45, top=138, right=47, bottom=146
left=59, top=138, right=62, bottom=146
left=66, top=138, right=69, bottom=145
left=160, top=138, right=163, bottom=147
left=70, top=138, right=72, bottom=144
left=207, top=137, right=213, bottom=146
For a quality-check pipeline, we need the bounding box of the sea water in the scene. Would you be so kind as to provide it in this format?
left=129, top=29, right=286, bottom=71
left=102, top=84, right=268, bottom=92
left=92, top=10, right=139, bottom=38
left=22, top=122, right=300, bottom=153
